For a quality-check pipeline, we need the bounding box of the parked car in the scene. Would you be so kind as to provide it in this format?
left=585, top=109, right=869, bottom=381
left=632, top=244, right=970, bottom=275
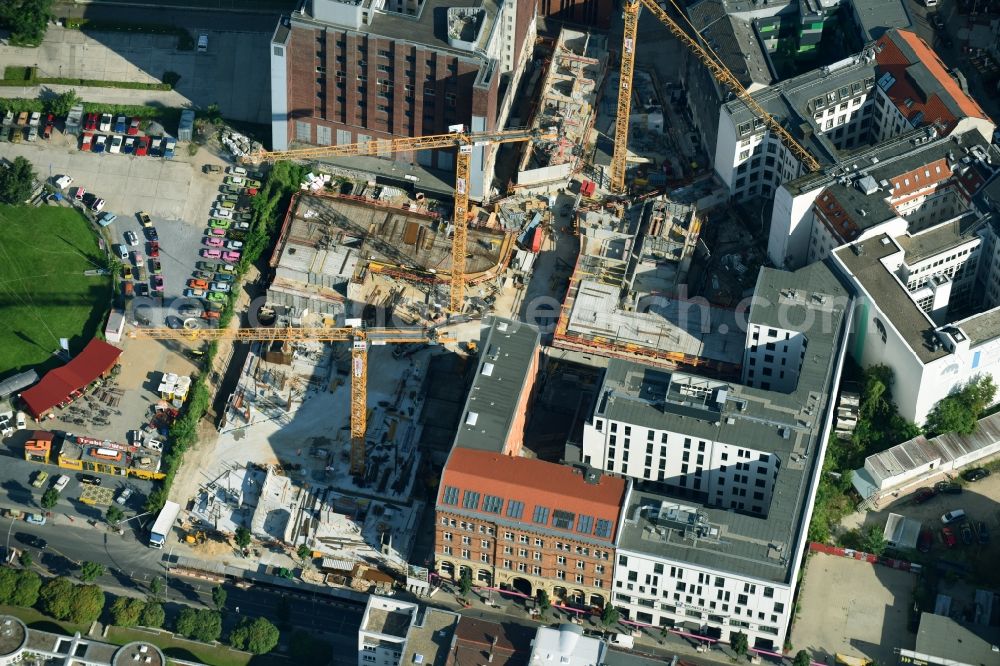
left=127, top=117, right=140, bottom=135
left=188, top=279, right=209, bottom=290
left=42, top=115, right=53, bottom=139
left=148, top=241, right=160, bottom=258
left=115, top=243, right=128, bottom=261
left=201, top=249, right=222, bottom=259
left=123, top=136, right=136, bottom=154
left=210, top=282, right=231, bottom=292
left=124, top=230, right=138, bottom=246
left=136, top=136, right=150, bottom=156
left=211, top=208, right=232, bottom=219
left=131, top=251, right=143, bottom=265
left=53, top=475, right=70, bottom=493
left=138, top=211, right=152, bottom=227
left=941, top=509, right=967, bottom=524
left=115, top=486, right=133, bottom=505
left=31, top=470, right=49, bottom=488
left=222, top=250, right=241, bottom=263
left=207, top=292, right=226, bottom=303
left=961, top=522, right=974, bottom=545
left=232, top=221, right=250, bottom=230
left=977, top=521, right=989, bottom=545
left=163, top=138, right=176, bottom=158
left=78, top=474, right=102, bottom=486
left=54, top=174, right=73, bottom=190
left=219, top=200, right=236, bottom=210
left=15, top=533, right=46, bottom=549
left=225, top=240, right=243, bottom=250
left=146, top=227, right=159, bottom=241
left=80, top=132, right=93, bottom=151
left=93, top=135, right=107, bottom=153
left=227, top=166, right=247, bottom=176
left=917, top=528, right=933, bottom=553
left=109, top=135, right=123, bottom=153
left=934, top=481, right=962, bottom=495
left=114, top=116, right=127, bottom=133
left=15, top=412, right=25, bottom=430
left=99, top=113, right=112, bottom=132
left=941, top=526, right=957, bottom=547
left=203, top=164, right=222, bottom=174
left=84, top=113, right=98, bottom=131
left=151, top=260, right=162, bottom=274
left=97, top=212, right=116, bottom=226
left=961, top=468, right=990, bottom=482
left=91, top=197, right=106, bottom=212
left=184, top=288, right=206, bottom=298
left=152, top=275, right=164, bottom=292
left=25, top=514, right=46, bottom=526
left=209, top=219, right=231, bottom=229
left=123, top=266, right=133, bottom=280
left=914, top=487, right=937, bottom=504
left=74, top=186, right=86, bottom=201
left=214, top=272, right=235, bottom=282
left=208, top=228, right=227, bottom=237
left=204, top=237, right=224, bottom=247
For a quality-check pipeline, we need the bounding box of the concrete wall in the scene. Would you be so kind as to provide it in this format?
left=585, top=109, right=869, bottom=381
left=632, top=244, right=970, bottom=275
left=768, top=183, right=822, bottom=269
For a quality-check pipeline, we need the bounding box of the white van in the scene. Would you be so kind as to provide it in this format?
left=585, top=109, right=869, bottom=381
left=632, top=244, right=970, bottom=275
left=197, top=34, right=208, bottom=53
left=609, top=633, right=635, bottom=649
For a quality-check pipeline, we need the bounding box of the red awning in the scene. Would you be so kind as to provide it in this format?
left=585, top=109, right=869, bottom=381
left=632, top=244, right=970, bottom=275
left=21, top=340, right=122, bottom=417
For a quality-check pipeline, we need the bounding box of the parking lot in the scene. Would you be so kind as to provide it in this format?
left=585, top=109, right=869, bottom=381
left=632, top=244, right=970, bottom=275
left=793, top=552, right=916, bottom=664
left=0, top=25, right=271, bottom=124
left=1, top=125, right=235, bottom=306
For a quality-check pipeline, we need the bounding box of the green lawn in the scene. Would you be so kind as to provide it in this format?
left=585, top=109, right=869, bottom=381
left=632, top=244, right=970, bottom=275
left=0, top=205, right=113, bottom=375
left=0, top=603, right=90, bottom=636
left=105, top=626, right=257, bottom=666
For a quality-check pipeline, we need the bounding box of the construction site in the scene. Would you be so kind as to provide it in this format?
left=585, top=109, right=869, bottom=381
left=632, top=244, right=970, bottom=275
left=516, top=29, right=608, bottom=188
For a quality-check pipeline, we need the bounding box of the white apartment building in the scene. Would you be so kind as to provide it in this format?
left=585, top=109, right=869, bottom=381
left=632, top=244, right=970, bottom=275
left=358, top=596, right=459, bottom=666
left=581, top=262, right=852, bottom=650
left=832, top=218, right=1000, bottom=424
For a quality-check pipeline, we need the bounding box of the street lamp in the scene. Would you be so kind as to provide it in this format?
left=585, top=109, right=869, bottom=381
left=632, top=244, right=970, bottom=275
left=5, top=518, right=14, bottom=558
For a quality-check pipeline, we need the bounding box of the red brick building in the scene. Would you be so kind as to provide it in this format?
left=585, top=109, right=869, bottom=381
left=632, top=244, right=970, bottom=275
left=536, top=0, right=612, bottom=29
left=434, top=448, right=628, bottom=609
left=270, top=0, right=536, bottom=199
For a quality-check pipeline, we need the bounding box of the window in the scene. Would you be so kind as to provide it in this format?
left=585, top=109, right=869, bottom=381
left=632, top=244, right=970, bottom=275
left=595, top=519, right=613, bottom=538
left=557, top=556, right=566, bottom=565
left=462, top=491, right=481, bottom=510
left=481, top=539, right=489, bottom=548
left=442, top=486, right=459, bottom=505
left=461, top=536, right=470, bottom=545
left=577, top=515, right=594, bottom=534
left=442, top=532, right=452, bottom=541
left=534, top=538, right=543, bottom=547
left=442, top=545, right=451, bottom=555
left=482, top=495, right=503, bottom=513
left=506, top=500, right=524, bottom=519
left=552, top=510, right=575, bottom=530
left=532, top=506, right=549, bottom=524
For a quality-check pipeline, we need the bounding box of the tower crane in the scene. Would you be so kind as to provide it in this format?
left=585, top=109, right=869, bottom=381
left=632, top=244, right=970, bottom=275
left=243, top=126, right=556, bottom=312
left=130, top=324, right=446, bottom=476
left=610, top=0, right=821, bottom=193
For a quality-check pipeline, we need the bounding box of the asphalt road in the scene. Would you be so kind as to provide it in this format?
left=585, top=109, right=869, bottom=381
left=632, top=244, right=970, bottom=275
left=52, top=1, right=283, bottom=32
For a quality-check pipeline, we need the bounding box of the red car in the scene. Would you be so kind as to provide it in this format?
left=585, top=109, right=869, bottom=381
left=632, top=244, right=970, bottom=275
left=135, top=136, right=150, bottom=156
left=80, top=132, right=93, bottom=152
left=43, top=113, right=54, bottom=139
left=941, top=527, right=957, bottom=548
left=918, top=529, right=933, bottom=553
left=148, top=240, right=160, bottom=258
left=913, top=488, right=937, bottom=504
left=152, top=275, right=164, bottom=292
left=128, top=117, right=140, bottom=135
left=84, top=113, right=98, bottom=131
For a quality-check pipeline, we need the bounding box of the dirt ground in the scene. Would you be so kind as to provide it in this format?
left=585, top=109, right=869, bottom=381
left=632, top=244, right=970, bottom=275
left=792, top=552, right=916, bottom=664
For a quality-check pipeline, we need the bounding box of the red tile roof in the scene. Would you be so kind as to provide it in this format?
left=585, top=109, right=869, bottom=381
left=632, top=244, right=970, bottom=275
left=22, top=340, right=122, bottom=417
left=875, top=30, right=990, bottom=134
left=438, top=449, right=627, bottom=543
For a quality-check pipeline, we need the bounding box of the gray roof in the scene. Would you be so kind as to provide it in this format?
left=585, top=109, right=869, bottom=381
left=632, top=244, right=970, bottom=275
left=687, top=0, right=772, bottom=87
left=912, top=612, right=1000, bottom=665
left=613, top=262, right=850, bottom=583
left=452, top=317, right=540, bottom=452
left=955, top=306, right=1000, bottom=346
left=292, top=0, right=498, bottom=59
left=851, top=0, right=911, bottom=41
left=895, top=217, right=983, bottom=264
left=0, top=369, right=38, bottom=400
left=833, top=233, right=948, bottom=363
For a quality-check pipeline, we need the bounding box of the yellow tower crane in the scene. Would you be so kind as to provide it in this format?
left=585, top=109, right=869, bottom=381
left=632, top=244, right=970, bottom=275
left=243, top=126, right=556, bottom=312
left=130, top=324, right=445, bottom=476
left=610, top=0, right=821, bottom=193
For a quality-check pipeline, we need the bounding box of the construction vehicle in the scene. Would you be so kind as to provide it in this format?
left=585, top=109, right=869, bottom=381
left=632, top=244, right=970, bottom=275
left=185, top=530, right=207, bottom=545
left=130, top=323, right=448, bottom=476
left=610, top=0, right=821, bottom=193
left=242, top=126, right=557, bottom=313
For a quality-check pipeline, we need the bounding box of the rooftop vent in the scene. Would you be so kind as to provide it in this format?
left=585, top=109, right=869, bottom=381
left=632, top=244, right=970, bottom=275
left=497, top=322, right=509, bottom=332
left=482, top=362, right=494, bottom=377
left=465, top=412, right=479, bottom=426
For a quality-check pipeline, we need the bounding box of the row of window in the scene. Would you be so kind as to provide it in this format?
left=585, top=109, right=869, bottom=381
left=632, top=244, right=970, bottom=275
left=440, top=487, right=614, bottom=538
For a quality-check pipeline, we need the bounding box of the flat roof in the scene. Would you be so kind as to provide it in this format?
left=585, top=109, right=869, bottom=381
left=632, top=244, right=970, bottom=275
left=453, top=317, right=539, bottom=453
left=833, top=233, right=948, bottom=364
left=851, top=0, right=911, bottom=40
left=401, top=606, right=459, bottom=666
left=364, top=607, right=411, bottom=638
left=614, top=262, right=849, bottom=583
left=912, top=613, right=1000, bottom=665
left=895, top=217, right=982, bottom=264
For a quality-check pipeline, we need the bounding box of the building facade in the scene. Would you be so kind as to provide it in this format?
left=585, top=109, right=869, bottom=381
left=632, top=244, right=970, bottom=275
left=434, top=448, right=628, bottom=609
left=270, top=0, right=536, bottom=200
left=580, top=262, right=852, bottom=650
left=358, top=596, right=459, bottom=666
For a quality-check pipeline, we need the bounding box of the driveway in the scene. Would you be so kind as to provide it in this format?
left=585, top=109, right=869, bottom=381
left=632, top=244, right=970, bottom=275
left=0, top=24, right=271, bottom=124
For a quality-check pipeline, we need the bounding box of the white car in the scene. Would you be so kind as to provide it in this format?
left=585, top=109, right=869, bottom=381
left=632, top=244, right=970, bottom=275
left=210, top=282, right=231, bottom=292
left=15, top=412, right=26, bottom=430
left=145, top=438, right=163, bottom=451
left=115, top=486, right=133, bottom=505
left=99, top=113, right=112, bottom=132
left=115, top=244, right=128, bottom=261
left=109, top=135, right=123, bottom=154
left=28, top=111, right=41, bottom=127
left=225, top=240, right=243, bottom=250
left=233, top=221, right=250, bottom=230
left=54, top=175, right=73, bottom=190
left=211, top=208, right=232, bottom=219
left=227, top=166, right=247, bottom=176
left=53, top=475, right=70, bottom=493
left=0, top=412, right=13, bottom=438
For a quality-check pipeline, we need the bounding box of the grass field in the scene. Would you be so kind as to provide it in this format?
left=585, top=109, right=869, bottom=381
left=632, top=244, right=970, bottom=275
left=0, top=205, right=113, bottom=376
left=0, top=603, right=90, bottom=636
left=105, top=626, right=264, bottom=666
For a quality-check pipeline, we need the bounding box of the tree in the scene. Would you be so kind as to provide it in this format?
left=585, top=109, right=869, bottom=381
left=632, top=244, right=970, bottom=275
left=18, top=552, right=32, bottom=568
left=68, top=585, right=104, bottom=624
left=229, top=616, right=280, bottom=654
left=731, top=631, right=749, bottom=659
left=10, top=570, right=40, bottom=607
left=106, top=505, right=124, bottom=525
left=296, top=544, right=313, bottom=561
left=290, top=630, right=332, bottom=665
left=860, top=524, right=888, bottom=556
left=148, top=576, right=164, bottom=599
left=600, top=604, right=620, bottom=628
left=925, top=376, right=997, bottom=437
left=39, top=577, right=75, bottom=620
left=537, top=589, right=551, bottom=615
left=79, top=561, right=105, bottom=583
left=458, top=569, right=472, bottom=598
left=110, top=597, right=144, bottom=627
left=0, top=0, right=53, bottom=45
left=176, top=608, right=222, bottom=643
left=0, top=156, right=36, bottom=204
left=794, top=650, right=813, bottom=666
left=234, top=527, right=251, bottom=549
left=211, top=585, right=227, bottom=610
left=46, top=89, right=78, bottom=117
left=141, top=601, right=165, bottom=628
left=40, top=487, right=59, bottom=510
